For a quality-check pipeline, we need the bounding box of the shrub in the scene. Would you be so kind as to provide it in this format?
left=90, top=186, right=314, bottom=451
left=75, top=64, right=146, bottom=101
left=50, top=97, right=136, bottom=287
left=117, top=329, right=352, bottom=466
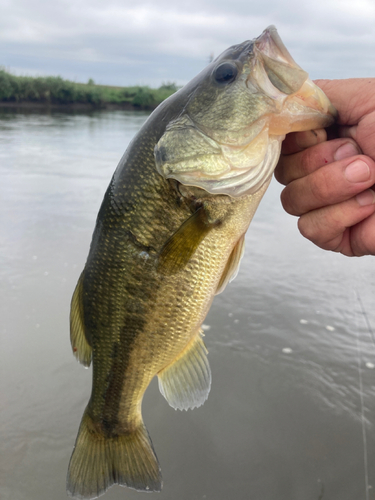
left=0, top=69, right=177, bottom=108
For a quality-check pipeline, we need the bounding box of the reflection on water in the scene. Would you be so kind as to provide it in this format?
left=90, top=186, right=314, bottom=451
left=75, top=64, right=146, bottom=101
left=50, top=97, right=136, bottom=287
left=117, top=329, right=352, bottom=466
left=1, top=107, right=374, bottom=500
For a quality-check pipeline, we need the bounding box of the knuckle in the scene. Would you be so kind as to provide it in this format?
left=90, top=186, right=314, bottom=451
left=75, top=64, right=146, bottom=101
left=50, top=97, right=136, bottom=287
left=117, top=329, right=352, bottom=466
left=297, top=215, right=322, bottom=244
left=307, top=170, right=331, bottom=205
left=280, top=186, right=299, bottom=215
left=298, top=208, right=346, bottom=252
left=297, top=215, right=314, bottom=240
left=274, top=161, right=286, bottom=185
left=299, top=146, right=324, bottom=175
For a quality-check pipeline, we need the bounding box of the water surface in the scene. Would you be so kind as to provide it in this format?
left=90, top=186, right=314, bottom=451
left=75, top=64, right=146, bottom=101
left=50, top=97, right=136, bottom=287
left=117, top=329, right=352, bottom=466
left=1, top=107, right=374, bottom=500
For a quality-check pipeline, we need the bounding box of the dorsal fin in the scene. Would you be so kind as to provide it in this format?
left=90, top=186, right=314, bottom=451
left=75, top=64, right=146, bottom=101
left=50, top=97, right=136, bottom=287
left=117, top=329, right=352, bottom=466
left=157, top=331, right=211, bottom=411
left=216, top=234, right=245, bottom=295
left=70, top=273, right=92, bottom=367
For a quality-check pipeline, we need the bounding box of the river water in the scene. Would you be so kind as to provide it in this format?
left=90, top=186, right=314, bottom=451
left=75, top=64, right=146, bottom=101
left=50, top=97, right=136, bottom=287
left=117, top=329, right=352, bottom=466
left=1, top=107, right=374, bottom=500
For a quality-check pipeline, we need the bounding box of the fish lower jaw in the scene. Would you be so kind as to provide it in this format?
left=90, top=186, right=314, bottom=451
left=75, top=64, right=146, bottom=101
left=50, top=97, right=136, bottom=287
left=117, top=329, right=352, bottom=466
left=267, top=79, right=336, bottom=135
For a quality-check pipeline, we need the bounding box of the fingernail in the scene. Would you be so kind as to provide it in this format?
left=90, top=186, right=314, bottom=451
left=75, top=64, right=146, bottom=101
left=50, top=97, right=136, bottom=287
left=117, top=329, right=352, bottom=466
left=356, top=189, right=375, bottom=206
left=344, top=160, right=370, bottom=183
left=334, top=142, right=360, bottom=161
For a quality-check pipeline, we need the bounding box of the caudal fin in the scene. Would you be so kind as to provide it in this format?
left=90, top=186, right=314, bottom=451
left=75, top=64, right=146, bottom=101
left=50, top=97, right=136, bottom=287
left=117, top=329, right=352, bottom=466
left=66, top=409, right=162, bottom=499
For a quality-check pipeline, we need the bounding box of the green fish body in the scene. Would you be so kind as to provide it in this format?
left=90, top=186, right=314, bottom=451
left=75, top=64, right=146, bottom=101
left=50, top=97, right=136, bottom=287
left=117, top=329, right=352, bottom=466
left=67, top=26, right=335, bottom=499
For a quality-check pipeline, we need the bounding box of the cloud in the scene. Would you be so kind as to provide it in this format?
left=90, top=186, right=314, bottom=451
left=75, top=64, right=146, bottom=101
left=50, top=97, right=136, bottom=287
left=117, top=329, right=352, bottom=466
left=1, top=0, right=375, bottom=86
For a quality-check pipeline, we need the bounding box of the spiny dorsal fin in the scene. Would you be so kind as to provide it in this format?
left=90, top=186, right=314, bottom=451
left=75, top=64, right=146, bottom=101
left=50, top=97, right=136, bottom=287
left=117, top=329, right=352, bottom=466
left=157, top=330, right=211, bottom=411
left=70, top=273, right=92, bottom=367
left=216, top=234, right=245, bottom=295
left=157, top=207, right=213, bottom=275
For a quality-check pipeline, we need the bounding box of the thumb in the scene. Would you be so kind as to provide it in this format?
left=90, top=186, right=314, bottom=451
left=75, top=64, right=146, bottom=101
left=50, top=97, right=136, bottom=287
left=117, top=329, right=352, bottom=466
left=314, top=78, right=375, bottom=126
left=340, top=114, right=375, bottom=160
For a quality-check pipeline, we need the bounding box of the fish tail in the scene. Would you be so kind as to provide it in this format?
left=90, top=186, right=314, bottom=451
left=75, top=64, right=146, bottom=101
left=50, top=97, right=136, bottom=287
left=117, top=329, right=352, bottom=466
left=66, top=408, right=162, bottom=499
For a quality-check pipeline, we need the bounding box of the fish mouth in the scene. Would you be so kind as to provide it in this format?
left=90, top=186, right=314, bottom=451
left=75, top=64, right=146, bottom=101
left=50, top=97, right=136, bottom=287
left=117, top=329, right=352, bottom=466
left=194, top=27, right=337, bottom=196
left=154, top=26, right=337, bottom=198
left=249, top=25, right=337, bottom=134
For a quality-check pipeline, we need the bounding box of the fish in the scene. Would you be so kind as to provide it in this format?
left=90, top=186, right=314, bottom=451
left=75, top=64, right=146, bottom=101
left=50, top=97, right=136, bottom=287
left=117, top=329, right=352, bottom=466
left=67, top=26, right=336, bottom=499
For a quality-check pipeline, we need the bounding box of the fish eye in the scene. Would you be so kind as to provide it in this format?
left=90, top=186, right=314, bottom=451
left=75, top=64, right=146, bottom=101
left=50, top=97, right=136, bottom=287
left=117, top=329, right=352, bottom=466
left=213, top=62, right=238, bottom=85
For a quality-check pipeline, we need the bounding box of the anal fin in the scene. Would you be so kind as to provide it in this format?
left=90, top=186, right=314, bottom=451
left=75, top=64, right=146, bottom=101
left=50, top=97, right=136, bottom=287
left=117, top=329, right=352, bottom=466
left=157, top=331, right=211, bottom=411
left=70, top=273, right=92, bottom=367
left=216, top=234, right=245, bottom=295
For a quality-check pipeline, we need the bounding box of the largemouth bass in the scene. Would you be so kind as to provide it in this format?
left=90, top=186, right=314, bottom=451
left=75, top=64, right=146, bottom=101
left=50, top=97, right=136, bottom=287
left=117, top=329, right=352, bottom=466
left=67, top=26, right=336, bottom=499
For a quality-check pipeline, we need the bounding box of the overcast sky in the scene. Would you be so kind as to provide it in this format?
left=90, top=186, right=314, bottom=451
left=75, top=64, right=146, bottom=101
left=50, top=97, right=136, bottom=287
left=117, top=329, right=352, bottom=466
left=1, top=0, right=375, bottom=87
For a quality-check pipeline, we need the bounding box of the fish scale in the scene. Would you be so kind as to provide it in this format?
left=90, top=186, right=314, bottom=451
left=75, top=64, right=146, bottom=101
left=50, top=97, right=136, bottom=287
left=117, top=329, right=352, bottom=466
left=67, top=26, right=336, bottom=499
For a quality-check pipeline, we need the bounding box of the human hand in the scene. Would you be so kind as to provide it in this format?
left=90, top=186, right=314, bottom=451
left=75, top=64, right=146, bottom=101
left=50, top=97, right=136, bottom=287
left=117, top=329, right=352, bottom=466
left=275, top=79, right=375, bottom=256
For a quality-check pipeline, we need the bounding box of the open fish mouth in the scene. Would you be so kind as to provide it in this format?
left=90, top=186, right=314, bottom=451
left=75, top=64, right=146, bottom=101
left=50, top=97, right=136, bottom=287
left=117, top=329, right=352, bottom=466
left=249, top=26, right=336, bottom=134
left=155, top=26, right=336, bottom=198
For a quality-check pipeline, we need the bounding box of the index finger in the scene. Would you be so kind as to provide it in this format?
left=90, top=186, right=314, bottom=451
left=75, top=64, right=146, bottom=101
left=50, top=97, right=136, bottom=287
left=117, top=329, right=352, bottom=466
left=281, top=128, right=327, bottom=155
left=275, top=138, right=361, bottom=186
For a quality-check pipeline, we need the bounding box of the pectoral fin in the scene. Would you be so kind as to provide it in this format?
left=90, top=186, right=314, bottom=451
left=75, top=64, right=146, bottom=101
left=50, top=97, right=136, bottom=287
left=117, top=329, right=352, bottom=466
left=70, top=273, right=92, bottom=367
left=216, top=234, right=245, bottom=295
left=158, top=208, right=213, bottom=275
left=157, top=331, right=211, bottom=411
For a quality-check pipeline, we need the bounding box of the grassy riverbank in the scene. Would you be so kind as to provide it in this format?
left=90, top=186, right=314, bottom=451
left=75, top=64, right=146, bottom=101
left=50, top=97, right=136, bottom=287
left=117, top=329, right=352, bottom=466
left=0, top=69, right=178, bottom=109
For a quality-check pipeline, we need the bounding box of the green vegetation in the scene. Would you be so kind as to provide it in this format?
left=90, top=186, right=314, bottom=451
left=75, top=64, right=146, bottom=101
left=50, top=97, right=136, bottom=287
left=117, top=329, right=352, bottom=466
left=0, top=69, right=179, bottom=109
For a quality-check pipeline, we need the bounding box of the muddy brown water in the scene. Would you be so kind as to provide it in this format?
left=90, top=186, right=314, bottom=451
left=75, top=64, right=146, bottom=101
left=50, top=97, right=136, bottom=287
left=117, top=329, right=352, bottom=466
left=1, top=107, right=374, bottom=500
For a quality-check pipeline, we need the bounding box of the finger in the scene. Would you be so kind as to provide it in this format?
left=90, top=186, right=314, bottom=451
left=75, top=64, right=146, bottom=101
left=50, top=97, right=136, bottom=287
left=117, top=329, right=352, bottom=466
left=349, top=211, right=375, bottom=256
left=297, top=189, right=375, bottom=256
left=280, top=155, right=375, bottom=216
left=281, top=128, right=327, bottom=155
left=339, top=125, right=357, bottom=141
left=339, top=111, right=375, bottom=160
left=275, top=138, right=361, bottom=186
left=314, top=79, right=375, bottom=126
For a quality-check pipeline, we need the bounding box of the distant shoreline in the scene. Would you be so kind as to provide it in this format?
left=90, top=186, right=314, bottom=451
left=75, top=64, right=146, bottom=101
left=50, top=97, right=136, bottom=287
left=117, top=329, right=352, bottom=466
left=0, top=69, right=178, bottom=110
left=0, top=100, right=154, bottom=111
